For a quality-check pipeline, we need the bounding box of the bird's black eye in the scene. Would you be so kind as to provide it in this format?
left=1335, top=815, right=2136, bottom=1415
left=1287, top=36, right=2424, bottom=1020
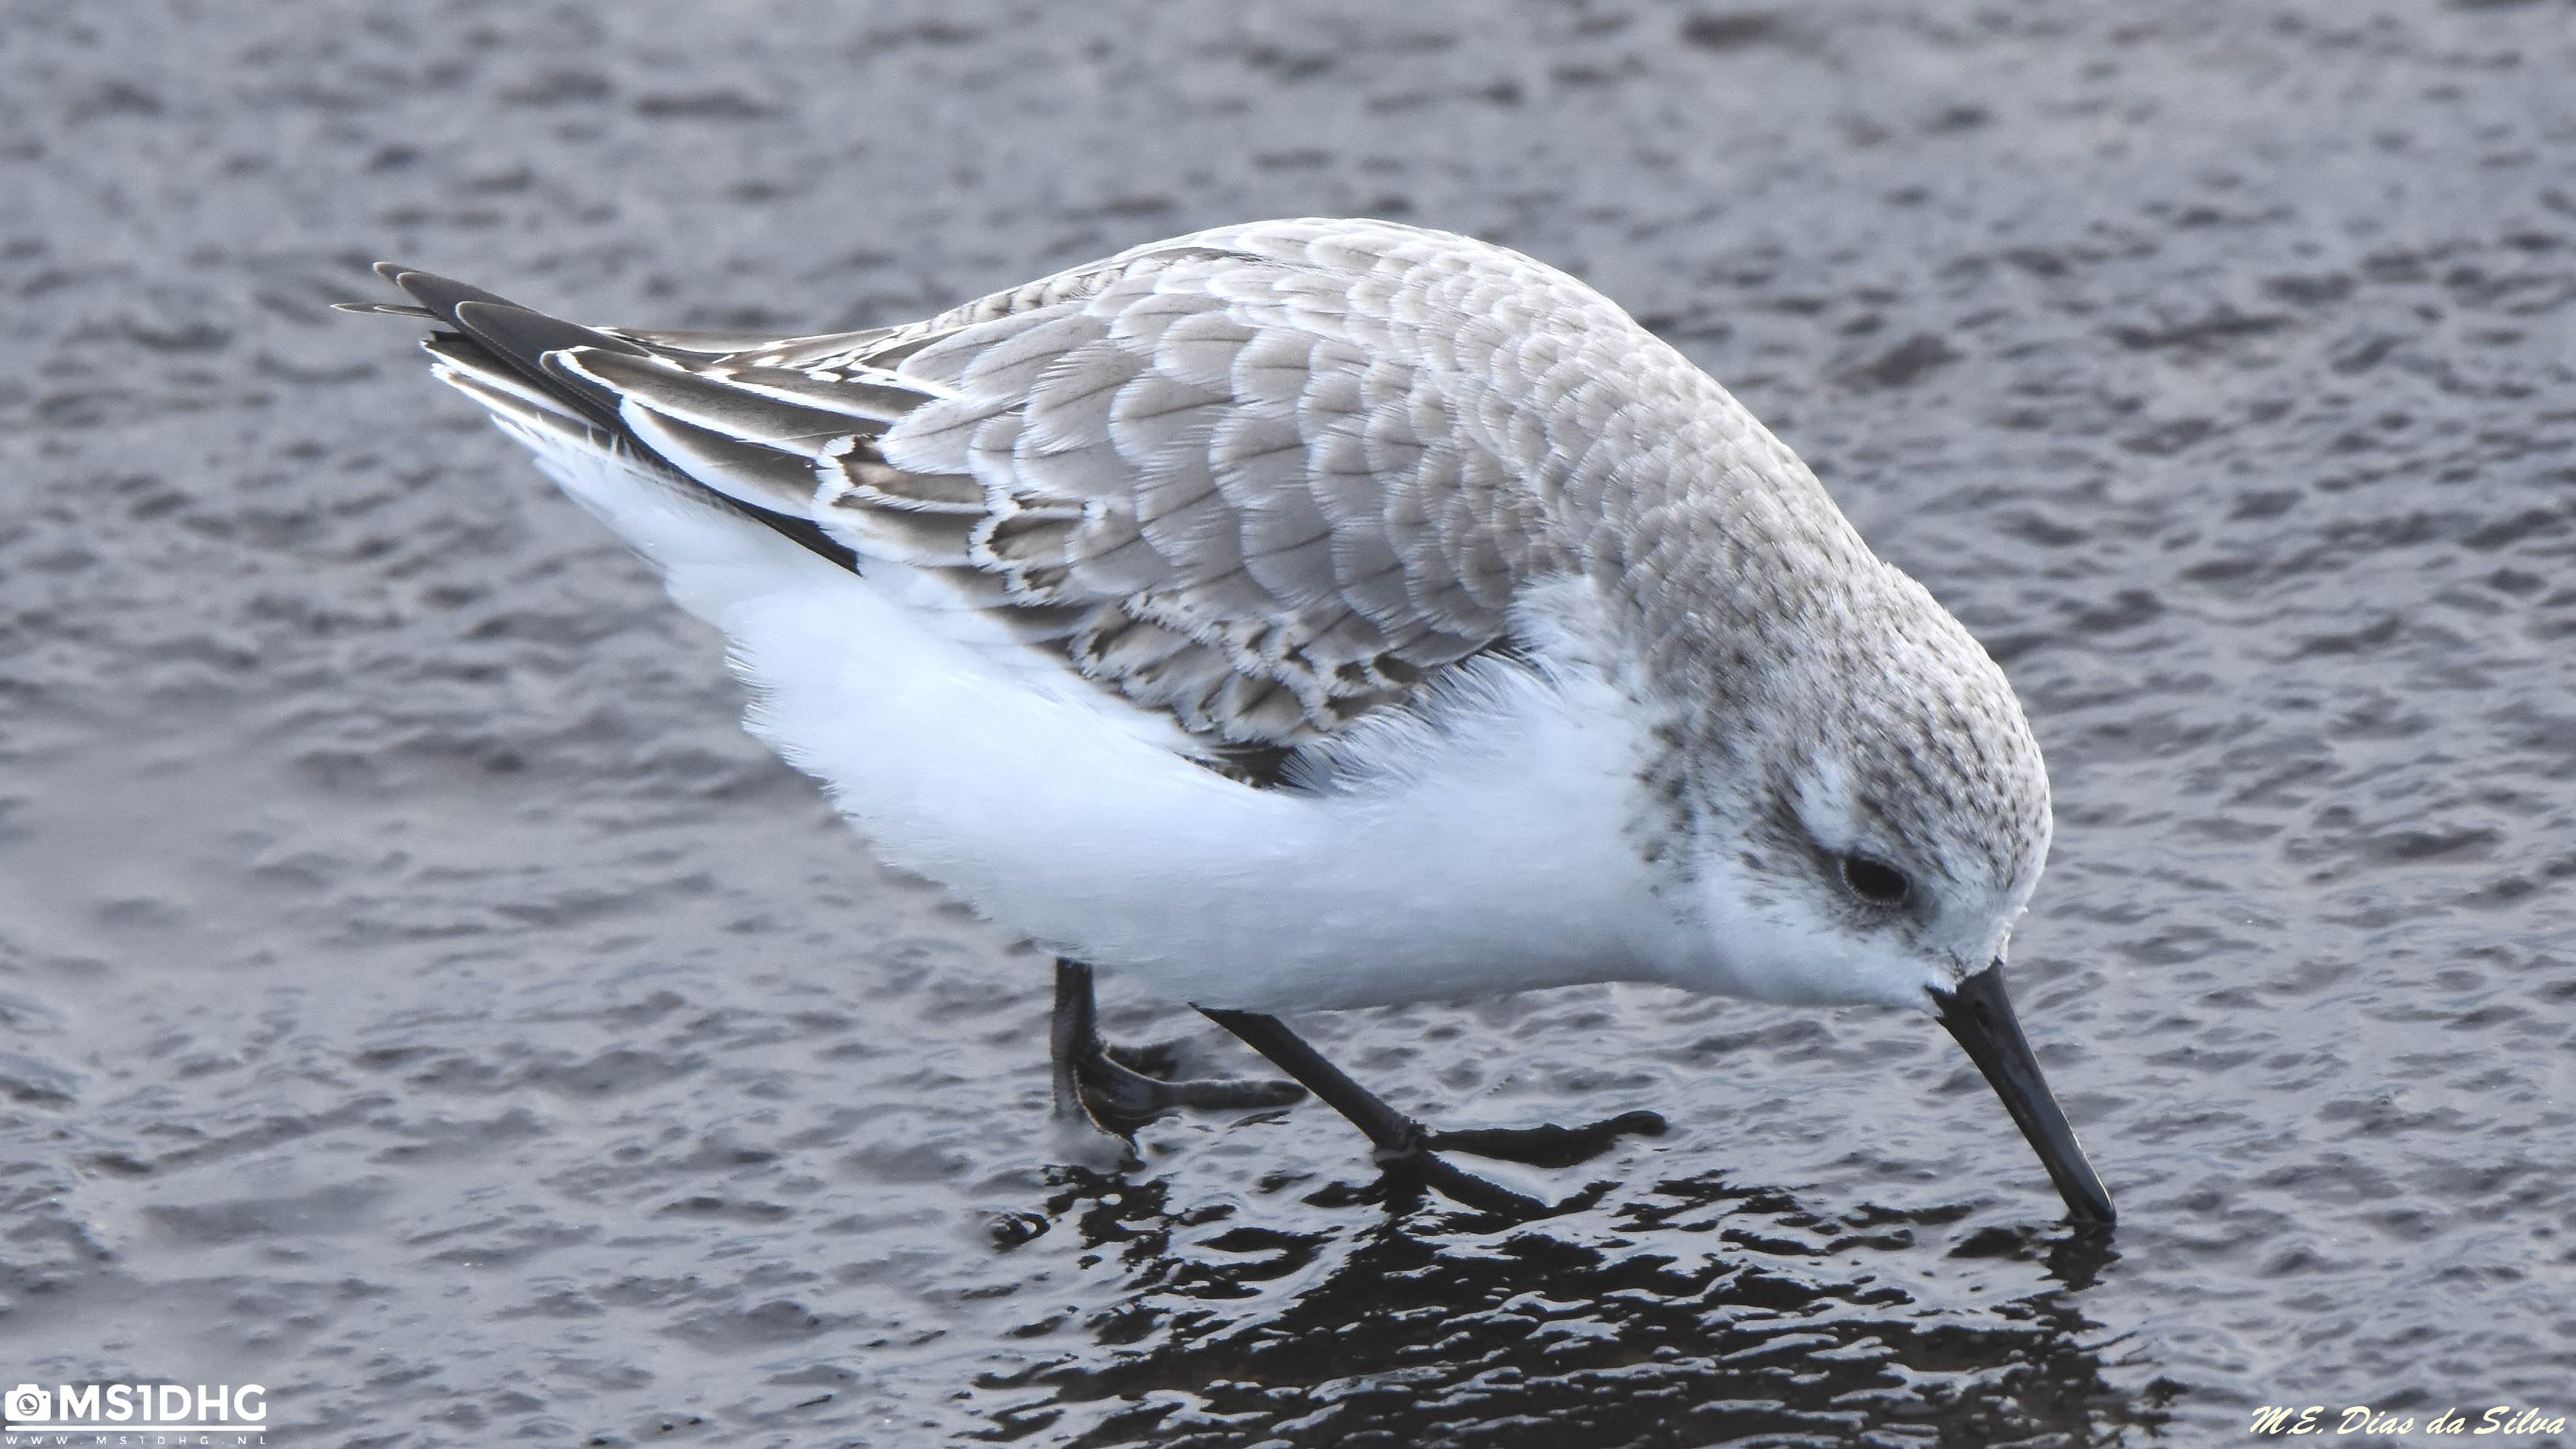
left=1840, top=854, right=1910, bottom=906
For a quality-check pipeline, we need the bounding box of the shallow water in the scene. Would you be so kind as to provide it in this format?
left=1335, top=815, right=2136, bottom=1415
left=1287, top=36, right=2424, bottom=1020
left=3, top=1, right=2572, bottom=1445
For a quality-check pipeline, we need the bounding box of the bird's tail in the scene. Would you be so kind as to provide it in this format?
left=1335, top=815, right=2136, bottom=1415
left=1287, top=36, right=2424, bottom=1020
left=339, top=264, right=867, bottom=571
left=337, top=266, right=861, bottom=626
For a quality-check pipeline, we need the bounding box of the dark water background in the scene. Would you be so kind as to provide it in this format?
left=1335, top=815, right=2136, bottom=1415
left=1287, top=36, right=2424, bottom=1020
left=4, top=1, right=2574, bottom=1445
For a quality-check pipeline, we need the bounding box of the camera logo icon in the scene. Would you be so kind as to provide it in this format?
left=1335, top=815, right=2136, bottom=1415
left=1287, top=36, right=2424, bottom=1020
left=4, top=1385, right=49, bottom=1422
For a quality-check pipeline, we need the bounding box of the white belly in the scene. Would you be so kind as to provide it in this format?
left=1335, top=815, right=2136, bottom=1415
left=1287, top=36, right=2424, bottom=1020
left=727, top=569, right=1673, bottom=1012
left=516, top=432, right=1673, bottom=1012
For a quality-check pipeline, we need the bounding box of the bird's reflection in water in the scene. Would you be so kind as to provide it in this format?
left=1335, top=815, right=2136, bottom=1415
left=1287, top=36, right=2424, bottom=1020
left=976, top=1169, right=2176, bottom=1446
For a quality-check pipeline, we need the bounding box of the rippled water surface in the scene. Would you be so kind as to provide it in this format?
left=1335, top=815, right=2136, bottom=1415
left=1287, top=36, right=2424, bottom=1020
left=4, top=2, right=2573, bottom=1445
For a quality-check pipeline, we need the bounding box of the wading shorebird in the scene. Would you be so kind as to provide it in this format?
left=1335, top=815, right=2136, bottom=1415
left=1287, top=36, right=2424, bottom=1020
left=349, top=218, right=2113, bottom=1223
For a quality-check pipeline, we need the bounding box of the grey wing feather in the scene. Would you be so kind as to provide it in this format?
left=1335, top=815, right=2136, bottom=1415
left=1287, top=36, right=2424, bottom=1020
left=853, top=251, right=1548, bottom=747
left=370, top=220, right=1603, bottom=757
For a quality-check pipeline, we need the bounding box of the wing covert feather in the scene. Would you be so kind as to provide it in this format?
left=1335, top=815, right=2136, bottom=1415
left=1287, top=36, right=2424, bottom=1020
left=433, top=220, right=1661, bottom=756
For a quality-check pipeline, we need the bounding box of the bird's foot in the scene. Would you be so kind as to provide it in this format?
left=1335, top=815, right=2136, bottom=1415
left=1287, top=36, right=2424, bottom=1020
left=1051, top=959, right=1307, bottom=1141
left=1374, top=1110, right=1669, bottom=1217
left=1069, top=1034, right=1308, bottom=1138
left=1195, top=1006, right=1671, bottom=1219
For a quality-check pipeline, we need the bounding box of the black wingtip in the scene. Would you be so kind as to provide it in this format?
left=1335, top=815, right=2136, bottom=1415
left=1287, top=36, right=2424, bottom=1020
left=379, top=266, right=525, bottom=330
left=353, top=262, right=654, bottom=424
left=365, top=267, right=650, bottom=368
left=372, top=262, right=866, bottom=582
left=453, top=298, right=649, bottom=365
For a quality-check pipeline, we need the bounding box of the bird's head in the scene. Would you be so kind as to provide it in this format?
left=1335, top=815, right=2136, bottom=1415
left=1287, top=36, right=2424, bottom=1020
left=1640, top=557, right=2114, bottom=1225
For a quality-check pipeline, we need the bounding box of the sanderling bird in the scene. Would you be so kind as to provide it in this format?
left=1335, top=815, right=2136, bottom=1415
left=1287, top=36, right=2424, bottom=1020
left=348, top=217, right=2113, bottom=1224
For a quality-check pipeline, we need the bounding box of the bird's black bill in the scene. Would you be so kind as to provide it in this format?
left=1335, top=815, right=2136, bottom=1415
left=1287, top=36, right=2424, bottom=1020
left=1933, top=962, right=2115, bottom=1225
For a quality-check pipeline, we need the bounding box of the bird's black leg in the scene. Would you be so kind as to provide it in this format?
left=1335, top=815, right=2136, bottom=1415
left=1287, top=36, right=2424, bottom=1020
left=1051, top=959, right=1307, bottom=1137
left=1197, top=1007, right=1666, bottom=1217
